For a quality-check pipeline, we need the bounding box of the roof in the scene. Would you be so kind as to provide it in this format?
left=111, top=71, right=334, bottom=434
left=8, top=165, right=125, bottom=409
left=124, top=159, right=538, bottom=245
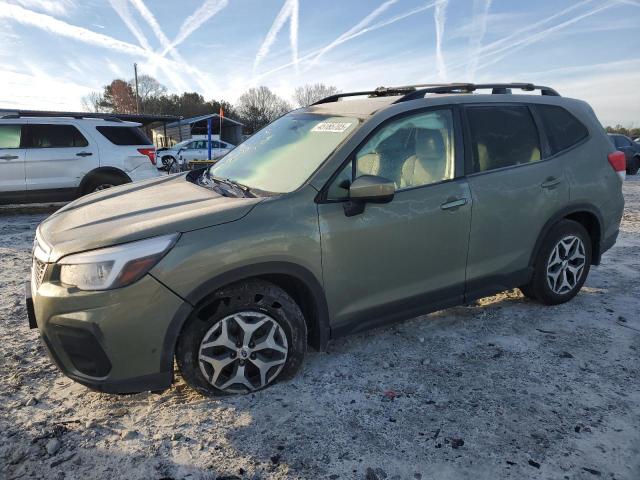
left=164, top=113, right=244, bottom=128
left=0, top=109, right=180, bottom=126
left=306, top=96, right=403, bottom=117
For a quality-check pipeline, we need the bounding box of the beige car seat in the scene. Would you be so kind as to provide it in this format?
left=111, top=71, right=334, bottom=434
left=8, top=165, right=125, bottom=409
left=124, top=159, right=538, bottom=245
left=400, top=129, right=447, bottom=188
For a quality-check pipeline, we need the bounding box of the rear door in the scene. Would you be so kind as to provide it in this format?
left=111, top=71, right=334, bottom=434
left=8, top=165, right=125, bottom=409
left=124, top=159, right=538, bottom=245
left=24, top=122, right=98, bottom=198
left=0, top=123, right=27, bottom=204
left=463, top=103, right=569, bottom=298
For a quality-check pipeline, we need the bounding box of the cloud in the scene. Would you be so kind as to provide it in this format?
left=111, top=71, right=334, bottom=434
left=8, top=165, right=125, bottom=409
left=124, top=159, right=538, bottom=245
left=253, top=0, right=299, bottom=74
left=108, top=0, right=152, bottom=51
left=160, top=0, right=229, bottom=56
left=433, top=0, right=449, bottom=81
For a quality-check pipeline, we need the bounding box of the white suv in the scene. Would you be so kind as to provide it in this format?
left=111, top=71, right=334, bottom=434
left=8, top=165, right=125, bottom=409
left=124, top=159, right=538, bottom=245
left=0, top=115, right=160, bottom=204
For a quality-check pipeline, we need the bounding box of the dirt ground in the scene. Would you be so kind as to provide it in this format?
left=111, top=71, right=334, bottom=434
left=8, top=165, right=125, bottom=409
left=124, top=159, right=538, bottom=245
left=1, top=179, right=639, bottom=480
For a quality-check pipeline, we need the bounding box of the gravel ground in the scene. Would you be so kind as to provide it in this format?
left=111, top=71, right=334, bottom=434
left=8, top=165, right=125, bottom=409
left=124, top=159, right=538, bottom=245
left=1, top=179, right=639, bottom=480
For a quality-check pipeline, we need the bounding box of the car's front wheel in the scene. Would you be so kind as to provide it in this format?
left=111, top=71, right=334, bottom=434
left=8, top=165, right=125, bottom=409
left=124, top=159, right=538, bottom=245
left=520, top=220, right=591, bottom=305
left=176, top=280, right=307, bottom=396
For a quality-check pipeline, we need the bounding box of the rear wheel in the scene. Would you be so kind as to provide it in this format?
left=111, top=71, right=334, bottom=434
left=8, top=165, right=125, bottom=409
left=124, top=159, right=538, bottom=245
left=520, top=220, right=591, bottom=305
left=81, top=172, right=129, bottom=195
left=176, top=280, right=307, bottom=396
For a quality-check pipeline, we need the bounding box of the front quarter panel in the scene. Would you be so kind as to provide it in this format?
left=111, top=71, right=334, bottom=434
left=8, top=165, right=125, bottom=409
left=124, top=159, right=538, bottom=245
left=150, top=185, right=323, bottom=305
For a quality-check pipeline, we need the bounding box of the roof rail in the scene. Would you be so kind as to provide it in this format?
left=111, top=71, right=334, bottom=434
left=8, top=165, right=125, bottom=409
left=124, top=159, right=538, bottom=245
left=0, top=109, right=182, bottom=125
left=311, top=82, right=560, bottom=105
left=395, top=83, right=560, bottom=102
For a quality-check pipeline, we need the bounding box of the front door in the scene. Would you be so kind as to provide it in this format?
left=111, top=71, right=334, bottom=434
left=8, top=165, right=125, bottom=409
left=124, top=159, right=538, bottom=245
left=462, top=104, right=570, bottom=298
left=317, top=108, right=472, bottom=335
left=0, top=123, right=26, bottom=204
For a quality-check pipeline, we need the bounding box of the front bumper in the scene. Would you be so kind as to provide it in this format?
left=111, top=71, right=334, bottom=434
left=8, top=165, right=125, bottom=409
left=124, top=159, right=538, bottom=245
left=28, top=270, right=188, bottom=394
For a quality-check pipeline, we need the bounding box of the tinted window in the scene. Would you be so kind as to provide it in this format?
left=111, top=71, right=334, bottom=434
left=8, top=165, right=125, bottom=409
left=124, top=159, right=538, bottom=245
left=0, top=125, right=22, bottom=149
left=615, top=136, right=631, bottom=148
left=537, top=105, right=588, bottom=154
left=27, top=124, right=88, bottom=148
left=466, top=106, right=541, bottom=173
left=96, top=126, right=151, bottom=145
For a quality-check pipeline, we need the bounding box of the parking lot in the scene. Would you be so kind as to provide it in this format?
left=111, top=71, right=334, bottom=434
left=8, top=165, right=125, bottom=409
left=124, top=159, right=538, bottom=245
left=0, top=178, right=638, bottom=480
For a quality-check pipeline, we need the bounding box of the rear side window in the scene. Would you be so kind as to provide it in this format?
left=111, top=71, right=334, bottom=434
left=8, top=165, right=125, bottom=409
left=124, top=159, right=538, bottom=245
left=0, top=124, right=22, bottom=148
left=26, top=124, right=88, bottom=148
left=96, top=126, right=151, bottom=145
left=613, top=135, right=631, bottom=148
left=537, top=105, right=588, bottom=154
left=466, top=106, right=541, bottom=173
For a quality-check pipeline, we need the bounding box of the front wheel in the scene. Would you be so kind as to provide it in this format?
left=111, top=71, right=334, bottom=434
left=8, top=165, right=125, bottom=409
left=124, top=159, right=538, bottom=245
left=176, top=280, right=307, bottom=396
left=627, top=156, right=640, bottom=176
left=520, top=220, right=591, bottom=305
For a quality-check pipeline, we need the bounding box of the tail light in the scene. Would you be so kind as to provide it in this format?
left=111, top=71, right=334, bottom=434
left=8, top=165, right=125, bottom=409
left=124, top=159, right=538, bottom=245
left=607, top=151, right=626, bottom=181
left=137, top=147, right=156, bottom=165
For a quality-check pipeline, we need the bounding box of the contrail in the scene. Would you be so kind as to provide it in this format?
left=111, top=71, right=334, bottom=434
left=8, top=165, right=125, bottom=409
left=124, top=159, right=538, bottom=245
left=108, top=0, right=189, bottom=92
left=307, top=0, right=399, bottom=69
left=254, top=1, right=436, bottom=81
left=0, top=2, right=146, bottom=56
left=433, top=0, right=449, bottom=81
left=108, top=0, right=152, bottom=51
left=253, top=0, right=299, bottom=74
left=160, top=0, right=228, bottom=56
left=476, top=1, right=615, bottom=72
left=465, top=0, right=492, bottom=81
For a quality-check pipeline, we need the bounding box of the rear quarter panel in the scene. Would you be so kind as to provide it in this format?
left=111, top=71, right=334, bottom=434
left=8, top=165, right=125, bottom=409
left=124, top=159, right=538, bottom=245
left=560, top=101, right=624, bottom=243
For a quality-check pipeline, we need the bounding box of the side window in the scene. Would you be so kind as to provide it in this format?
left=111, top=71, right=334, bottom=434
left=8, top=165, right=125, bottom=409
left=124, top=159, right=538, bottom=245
left=27, top=124, right=88, bottom=148
left=0, top=125, right=22, bottom=149
left=466, top=106, right=541, bottom=173
left=326, top=161, right=353, bottom=200
left=537, top=105, right=588, bottom=154
left=354, top=109, right=455, bottom=190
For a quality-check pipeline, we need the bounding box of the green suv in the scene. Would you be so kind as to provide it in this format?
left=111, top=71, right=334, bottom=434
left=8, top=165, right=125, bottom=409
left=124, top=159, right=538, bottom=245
left=26, top=83, right=625, bottom=396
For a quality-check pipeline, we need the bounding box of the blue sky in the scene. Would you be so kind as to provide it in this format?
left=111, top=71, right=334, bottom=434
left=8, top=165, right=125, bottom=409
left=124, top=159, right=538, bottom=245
left=0, top=0, right=638, bottom=125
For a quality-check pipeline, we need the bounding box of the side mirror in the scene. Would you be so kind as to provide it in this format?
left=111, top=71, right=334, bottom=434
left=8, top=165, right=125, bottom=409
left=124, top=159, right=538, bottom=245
left=344, top=175, right=395, bottom=217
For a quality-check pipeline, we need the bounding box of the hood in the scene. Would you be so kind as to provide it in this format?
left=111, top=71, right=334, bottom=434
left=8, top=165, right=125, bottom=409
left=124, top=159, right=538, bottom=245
left=38, top=174, right=262, bottom=261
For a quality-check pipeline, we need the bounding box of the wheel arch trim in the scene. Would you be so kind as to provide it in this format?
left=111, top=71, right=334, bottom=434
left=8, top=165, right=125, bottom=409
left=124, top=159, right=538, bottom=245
left=158, top=261, right=330, bottom=374
left=530, top=203, right=604, bottom=268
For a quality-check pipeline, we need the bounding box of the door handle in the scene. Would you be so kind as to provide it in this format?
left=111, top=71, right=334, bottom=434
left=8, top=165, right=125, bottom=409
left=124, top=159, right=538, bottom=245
left=541, top=177, right=562, bottom=189
left=440, top=198, right=467, bottom=210
left=0, top=154, right=18, bottom=160
left=76, top=151, right=93, bottom=157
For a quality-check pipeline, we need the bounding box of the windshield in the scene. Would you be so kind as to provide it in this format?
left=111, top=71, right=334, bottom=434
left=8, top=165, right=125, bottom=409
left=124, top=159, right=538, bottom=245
left=207, top=113, right=359, bottom=193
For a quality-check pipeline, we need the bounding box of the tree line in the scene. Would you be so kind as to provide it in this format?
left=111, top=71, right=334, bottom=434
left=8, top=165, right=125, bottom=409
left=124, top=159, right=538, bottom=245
left=82, top=76, right=338, bottom=133
left=605, top=125, right=640, bottom=139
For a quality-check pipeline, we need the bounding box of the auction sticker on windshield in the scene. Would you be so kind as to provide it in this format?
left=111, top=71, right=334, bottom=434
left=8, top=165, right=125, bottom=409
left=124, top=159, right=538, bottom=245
left=311, top=122, right=354, bottom=133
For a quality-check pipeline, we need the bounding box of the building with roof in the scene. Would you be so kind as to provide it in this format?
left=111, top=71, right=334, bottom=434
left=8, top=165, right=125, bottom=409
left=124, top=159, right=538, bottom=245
left=151, top=113, right=244, bottom=148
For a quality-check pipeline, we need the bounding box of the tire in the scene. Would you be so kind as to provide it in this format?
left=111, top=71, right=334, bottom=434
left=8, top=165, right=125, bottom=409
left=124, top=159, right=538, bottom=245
left=81, top=172, right=129, bottom=195
left=520, top=220, right=591, bottom=305
left=176, top=279, right=307, bottom=396
left=627, top=156, right=640, bottom=176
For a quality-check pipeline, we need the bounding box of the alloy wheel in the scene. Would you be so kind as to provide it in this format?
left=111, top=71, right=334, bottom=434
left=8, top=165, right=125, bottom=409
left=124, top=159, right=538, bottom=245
left=546, top=235, right=586, bottom=295
left=198, top=311, right=288, bottom=393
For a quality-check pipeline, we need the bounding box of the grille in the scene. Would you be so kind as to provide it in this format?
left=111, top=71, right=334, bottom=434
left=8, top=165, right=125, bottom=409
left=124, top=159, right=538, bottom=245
left=32, top=258, right=47, bottom=289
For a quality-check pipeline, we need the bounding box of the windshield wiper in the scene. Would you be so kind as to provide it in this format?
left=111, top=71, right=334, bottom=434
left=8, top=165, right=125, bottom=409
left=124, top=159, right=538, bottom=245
left=206, top=172, right=254, bottom=197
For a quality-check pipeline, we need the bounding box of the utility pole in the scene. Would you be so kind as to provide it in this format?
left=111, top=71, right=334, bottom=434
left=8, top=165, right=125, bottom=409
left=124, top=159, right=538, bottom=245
left=133, top=63, right=140, bottom=114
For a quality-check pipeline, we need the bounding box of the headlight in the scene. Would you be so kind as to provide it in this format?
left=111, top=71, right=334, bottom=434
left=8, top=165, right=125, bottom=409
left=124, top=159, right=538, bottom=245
left=58, top=234, right=179, bottom=291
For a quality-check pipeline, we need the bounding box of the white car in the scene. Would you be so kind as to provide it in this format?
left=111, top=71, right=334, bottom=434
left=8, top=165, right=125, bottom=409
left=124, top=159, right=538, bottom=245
left=0, top=115, right=160, bottom=204
left=156, top=139, right=235, bottom=170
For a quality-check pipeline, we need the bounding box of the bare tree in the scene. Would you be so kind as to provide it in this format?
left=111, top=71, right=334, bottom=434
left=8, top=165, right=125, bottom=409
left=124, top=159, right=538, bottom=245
left=81, top=91, right=108, bottom=113
left=293, top=83, right=339, bottom=107
left=130, top=74, right=167, bottom=112
left=236, top=86, right=292, bottom=133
